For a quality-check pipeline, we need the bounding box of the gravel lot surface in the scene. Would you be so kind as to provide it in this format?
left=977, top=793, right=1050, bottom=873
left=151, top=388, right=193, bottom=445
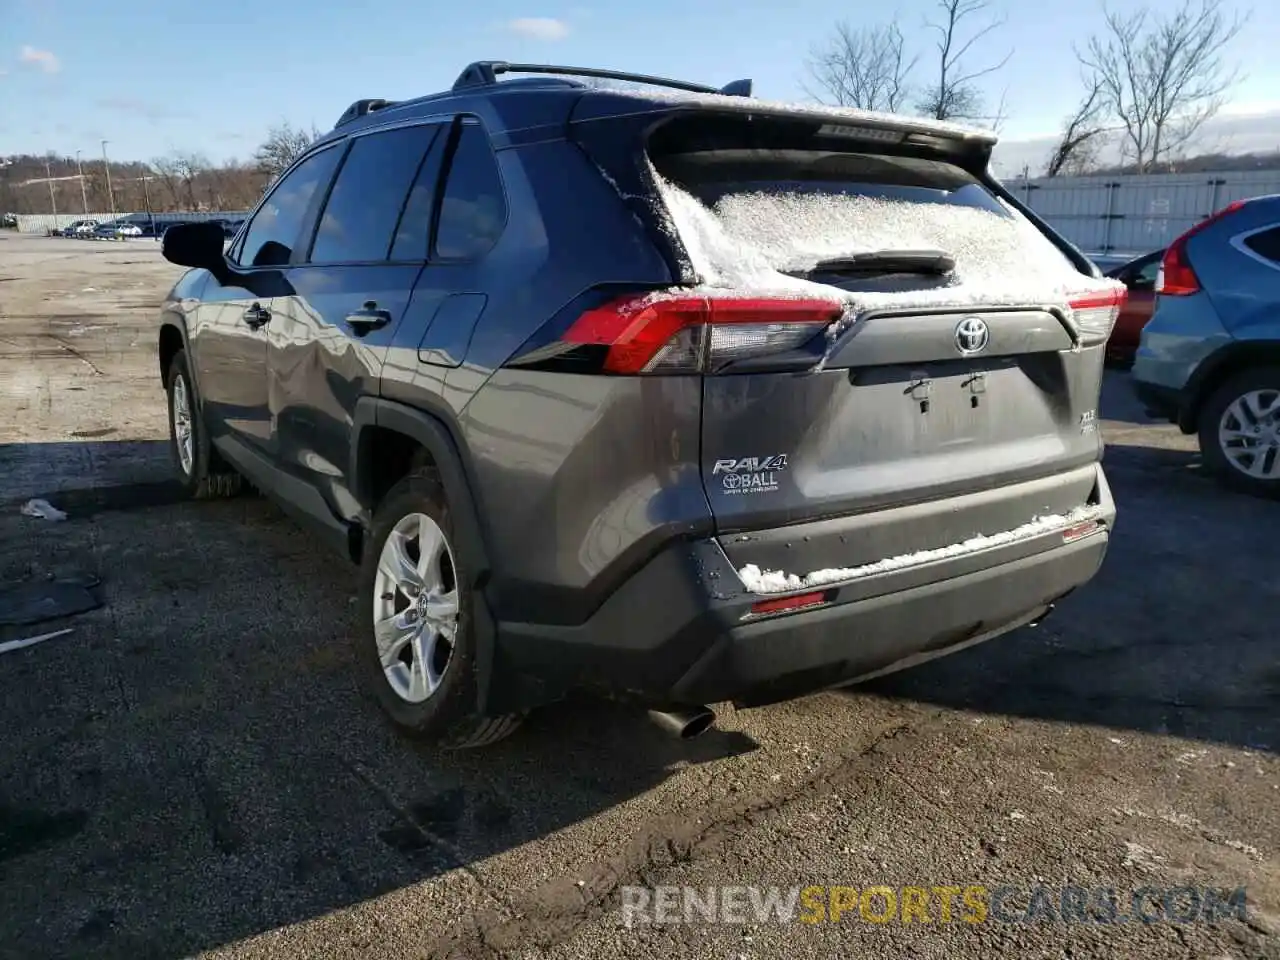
left=1, top=233, right=1276, bottom=959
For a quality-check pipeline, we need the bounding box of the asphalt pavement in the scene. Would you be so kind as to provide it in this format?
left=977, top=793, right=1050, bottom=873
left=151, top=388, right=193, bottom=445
left=0, top=234, right=1276, bottom=960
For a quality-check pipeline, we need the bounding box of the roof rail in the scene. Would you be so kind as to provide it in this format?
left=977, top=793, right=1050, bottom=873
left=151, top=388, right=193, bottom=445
left=451, top=61, right=753, bottom=98
left=333, top=98, right=397, bottom=129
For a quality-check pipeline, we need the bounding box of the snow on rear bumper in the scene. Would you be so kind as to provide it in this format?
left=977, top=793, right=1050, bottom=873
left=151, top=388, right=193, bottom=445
left=726, top=463, right=1115, bottom=597
left=739, top=504, right=1108, bottom=594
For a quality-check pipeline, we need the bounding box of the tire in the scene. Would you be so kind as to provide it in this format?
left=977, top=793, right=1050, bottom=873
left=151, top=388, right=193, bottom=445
left=164, top=349, right=242, bottom=500
left=357, top=468, right=522, bottom=749
left=1197, top=365, right=1280, bottom=499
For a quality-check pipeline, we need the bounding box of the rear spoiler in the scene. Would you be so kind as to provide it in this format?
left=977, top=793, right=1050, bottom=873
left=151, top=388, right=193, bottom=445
left=569, top=89, right=997, bottom=163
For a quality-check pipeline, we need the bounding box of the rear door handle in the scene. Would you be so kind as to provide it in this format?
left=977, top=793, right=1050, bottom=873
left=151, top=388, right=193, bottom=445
left=242, top=302, right=271, bottom=329
left=346, top=301, right=392, bottom=335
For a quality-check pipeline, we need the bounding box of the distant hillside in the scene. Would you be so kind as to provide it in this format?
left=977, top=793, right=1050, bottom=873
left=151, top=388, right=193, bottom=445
left=1, top=153, right=267, bottom=216
left=1091, top=151, right=1280, bottom=175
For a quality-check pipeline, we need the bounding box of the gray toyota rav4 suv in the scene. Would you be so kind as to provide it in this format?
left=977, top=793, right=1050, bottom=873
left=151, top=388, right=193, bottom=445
left=156, top=62, right=1120, bottom=747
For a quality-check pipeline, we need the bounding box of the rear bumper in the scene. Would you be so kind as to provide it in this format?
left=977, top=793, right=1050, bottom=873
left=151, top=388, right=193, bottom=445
left=487, top=466, right=1115, bottom=713
left=1131, top=378, right=1184, bottom=423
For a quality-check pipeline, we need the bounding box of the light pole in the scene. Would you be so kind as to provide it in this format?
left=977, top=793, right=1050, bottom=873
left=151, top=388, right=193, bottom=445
left=101, top=139, right=116, bottom=216
left=75, top=150, right=89, bottom=213
left=44, top=159, right=58, bottom=216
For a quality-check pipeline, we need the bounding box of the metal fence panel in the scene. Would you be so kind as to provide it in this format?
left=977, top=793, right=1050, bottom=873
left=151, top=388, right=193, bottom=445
left=1008, top=170, right=1280, bottom=258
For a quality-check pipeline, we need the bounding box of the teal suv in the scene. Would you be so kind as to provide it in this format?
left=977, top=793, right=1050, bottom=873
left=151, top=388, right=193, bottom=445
left=1132, top=194, right=1280, bottom=498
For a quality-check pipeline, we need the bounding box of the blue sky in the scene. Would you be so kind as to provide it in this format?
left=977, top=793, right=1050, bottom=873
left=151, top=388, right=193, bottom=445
left=2, top=0, right=1277, bottom=166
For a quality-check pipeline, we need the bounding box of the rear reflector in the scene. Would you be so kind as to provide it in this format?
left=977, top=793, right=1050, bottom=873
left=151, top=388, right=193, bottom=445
left=1061, top=519, right=1102, bottom=543
left=749, top=591, right=828, bottom=616
left=561, top=293, right=845, bottom=374
left=1068, top=289, right=1126, bottom=346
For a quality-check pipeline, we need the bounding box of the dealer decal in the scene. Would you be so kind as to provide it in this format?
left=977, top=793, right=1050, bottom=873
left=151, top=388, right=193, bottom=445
left=712, top=455, right=789, bottom=495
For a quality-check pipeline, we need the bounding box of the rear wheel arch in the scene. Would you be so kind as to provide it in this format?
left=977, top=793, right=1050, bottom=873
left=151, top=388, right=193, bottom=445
left=351, top=398, right=493, bottom=583
left=1182, top=341, right=1280, bottom=431
left=351, top=397, right=501, bottom=714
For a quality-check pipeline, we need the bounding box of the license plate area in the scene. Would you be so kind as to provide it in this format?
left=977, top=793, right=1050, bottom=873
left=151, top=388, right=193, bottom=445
left=846, top=357, right=1028, bottom=450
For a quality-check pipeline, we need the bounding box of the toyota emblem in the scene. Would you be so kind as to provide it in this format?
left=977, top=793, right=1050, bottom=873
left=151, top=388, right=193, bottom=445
left=954, top=316, right=990, bottom=355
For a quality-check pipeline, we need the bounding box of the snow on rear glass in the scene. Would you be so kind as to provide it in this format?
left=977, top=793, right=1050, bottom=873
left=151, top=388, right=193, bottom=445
left=652, top=170, right=1119, bottom=311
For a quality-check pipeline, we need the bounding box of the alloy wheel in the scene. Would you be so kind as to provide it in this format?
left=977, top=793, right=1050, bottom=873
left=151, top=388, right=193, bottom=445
left=1218, top=388, right=1280, bottom=480
left=371, top=512, right=460, bottom=703
left=172, top=373, right=194, bottom=476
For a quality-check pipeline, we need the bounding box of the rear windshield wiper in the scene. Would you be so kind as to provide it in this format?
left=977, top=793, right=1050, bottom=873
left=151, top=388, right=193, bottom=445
left=786, top=249, right=956, bottom=278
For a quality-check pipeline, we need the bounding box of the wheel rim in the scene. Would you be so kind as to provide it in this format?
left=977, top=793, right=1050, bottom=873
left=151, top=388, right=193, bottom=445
left=1218, top=387, right=1280, bottom=480
left=172, top=373, right=194, bottom=476
left=372, top=512, right=460, bottom=704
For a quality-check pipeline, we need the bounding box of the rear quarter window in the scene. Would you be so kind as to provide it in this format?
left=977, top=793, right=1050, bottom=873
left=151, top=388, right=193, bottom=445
left=1242, top=225, right=1280, bottom=264
left=434, top=121, right=507, bottom=260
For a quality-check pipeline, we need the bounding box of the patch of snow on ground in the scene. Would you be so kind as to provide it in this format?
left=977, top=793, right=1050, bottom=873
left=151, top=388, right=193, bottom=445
left=737, top=506, right=1104, bottom=594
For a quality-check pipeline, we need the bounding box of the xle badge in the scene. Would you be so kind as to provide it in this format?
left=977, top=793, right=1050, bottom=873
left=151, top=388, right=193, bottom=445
left=712, top=455, right=789, bottom=495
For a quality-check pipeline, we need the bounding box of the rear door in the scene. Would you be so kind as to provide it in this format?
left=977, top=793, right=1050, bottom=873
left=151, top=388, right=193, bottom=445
left=268, top=121, right=445, bottom=514
left=648, top=135, right=1108, bottom=556
left=188, top=143, right=342, bottom=453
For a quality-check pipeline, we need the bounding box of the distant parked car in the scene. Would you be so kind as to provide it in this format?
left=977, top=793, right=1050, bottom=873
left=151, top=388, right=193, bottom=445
left=1133, top=195, right=1280, bottom=498
left=115, top=223, right=143, bottom=238
left=1101, top=249, right=1163, bottom=365
left=92, top=222, right=122, bottom=239
left=63, top=219, right=100, bottom=237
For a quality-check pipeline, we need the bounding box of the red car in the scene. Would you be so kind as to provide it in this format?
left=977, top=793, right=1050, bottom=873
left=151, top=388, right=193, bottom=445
left=1103, top=249, right=1163, bottom=365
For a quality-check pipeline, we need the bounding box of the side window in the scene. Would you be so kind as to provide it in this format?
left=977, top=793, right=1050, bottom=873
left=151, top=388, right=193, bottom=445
left=434, top=121, right=507, bottom=260
left=1243, top=225, right=1280, bottom=264
left=237, top=146, right=341, bottom=267
left=1134, top=256, right=1161, bottom=287
left=310, top=124, right=442, bottom=264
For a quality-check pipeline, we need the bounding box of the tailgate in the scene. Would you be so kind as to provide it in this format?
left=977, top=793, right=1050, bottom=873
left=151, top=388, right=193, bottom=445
left=640, top=113, right=1113, bottom=575
left=702, top=307, right=1103, bottom=534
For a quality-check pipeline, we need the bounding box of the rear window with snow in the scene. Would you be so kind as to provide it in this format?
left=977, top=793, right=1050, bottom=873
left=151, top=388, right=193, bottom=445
left=649, top=142, right=1100, bottom=308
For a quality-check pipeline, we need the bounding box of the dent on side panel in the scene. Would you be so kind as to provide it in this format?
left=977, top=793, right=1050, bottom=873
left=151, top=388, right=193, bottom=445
left=460, top=370, right=710, bottom=612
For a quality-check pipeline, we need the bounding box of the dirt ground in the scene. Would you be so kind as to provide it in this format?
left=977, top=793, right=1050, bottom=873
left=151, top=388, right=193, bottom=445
left=0, top=232, right=1277, bottom=960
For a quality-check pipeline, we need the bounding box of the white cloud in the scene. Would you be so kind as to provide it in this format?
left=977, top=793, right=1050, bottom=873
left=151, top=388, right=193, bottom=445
left=19, top=45, right=59, bottom=73
left=505, top=17, right=570, bottom=40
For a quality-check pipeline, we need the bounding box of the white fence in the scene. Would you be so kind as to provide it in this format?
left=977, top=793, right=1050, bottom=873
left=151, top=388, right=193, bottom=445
left=1006, top=170, right=1280, bottom=257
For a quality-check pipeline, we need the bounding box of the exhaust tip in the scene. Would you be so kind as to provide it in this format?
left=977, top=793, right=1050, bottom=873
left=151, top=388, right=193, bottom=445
left=648, top=706, right=716, bottom=740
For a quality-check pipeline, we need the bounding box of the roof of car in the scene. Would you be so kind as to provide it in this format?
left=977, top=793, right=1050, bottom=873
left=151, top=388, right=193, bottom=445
left=317, top=59, right=998, bottom=149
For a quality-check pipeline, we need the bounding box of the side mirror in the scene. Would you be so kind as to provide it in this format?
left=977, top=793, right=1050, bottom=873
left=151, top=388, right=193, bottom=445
left=161, top=221, right=227, bottom=270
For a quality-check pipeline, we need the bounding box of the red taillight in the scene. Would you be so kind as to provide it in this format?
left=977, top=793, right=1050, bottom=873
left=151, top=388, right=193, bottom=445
left=1157, top=200, right=1247, bottom=296
left=560, top=293, right=844, bottom=374
left=749, top=591, right=828, bottom=616
left=1068, top=288, right=1127, bottom=345
left=1158, top=238, right=1200, bottom=295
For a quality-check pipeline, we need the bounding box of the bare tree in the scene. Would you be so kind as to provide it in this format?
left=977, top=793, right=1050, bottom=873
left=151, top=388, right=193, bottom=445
left=1078, top=0, right=1246, bottom=172
left=151, top=152, right=211, bottom=210
left=806, top=21, right=917, bottom=112
left=1044, top=79, right=1109, bottom=176
left=915, top=0, right=1011, bottom=123
left=253, top=122, right=320, bottom=178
